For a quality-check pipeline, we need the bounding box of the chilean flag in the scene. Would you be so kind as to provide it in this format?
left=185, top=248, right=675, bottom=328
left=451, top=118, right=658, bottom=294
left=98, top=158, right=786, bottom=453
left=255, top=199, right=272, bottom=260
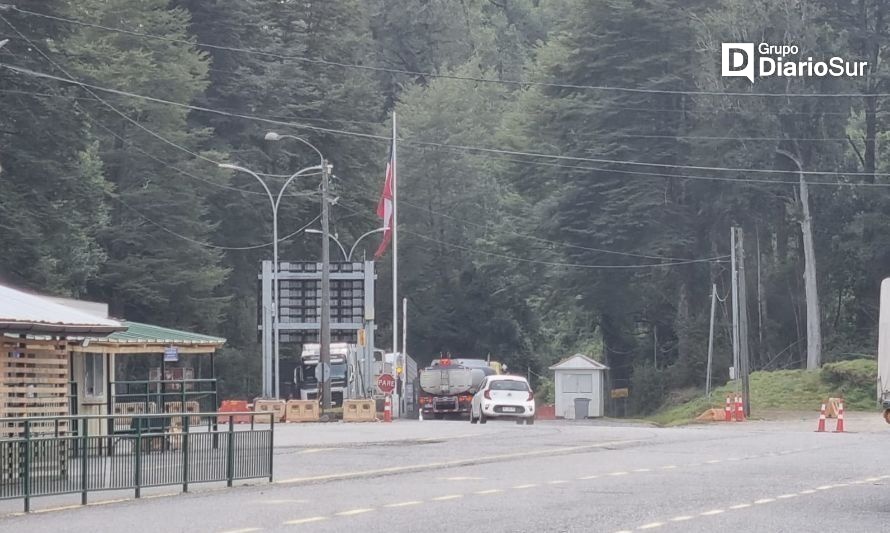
left=373, top=141, right=395, bottom=259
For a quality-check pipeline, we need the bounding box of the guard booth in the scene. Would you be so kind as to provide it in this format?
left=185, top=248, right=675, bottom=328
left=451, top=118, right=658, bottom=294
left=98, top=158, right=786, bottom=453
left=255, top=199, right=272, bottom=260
left=549, top=354, right=608, bottom=419
left=67, top=321, right=225, bottom=438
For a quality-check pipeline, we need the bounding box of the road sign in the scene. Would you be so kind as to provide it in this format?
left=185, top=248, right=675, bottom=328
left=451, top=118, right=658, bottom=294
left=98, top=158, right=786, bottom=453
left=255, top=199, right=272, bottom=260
left=164, top=346, right=179, bottom=362
left=610, top=388, right=629, bottom=399
left=377, top=373, right=396, bottom=394
left=314, top=362, right=331, bottom=382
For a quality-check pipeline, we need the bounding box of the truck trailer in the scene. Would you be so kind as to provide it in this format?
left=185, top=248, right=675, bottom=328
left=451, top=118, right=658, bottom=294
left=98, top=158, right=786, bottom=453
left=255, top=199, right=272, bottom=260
left=418, top=358, right=502, bottom=419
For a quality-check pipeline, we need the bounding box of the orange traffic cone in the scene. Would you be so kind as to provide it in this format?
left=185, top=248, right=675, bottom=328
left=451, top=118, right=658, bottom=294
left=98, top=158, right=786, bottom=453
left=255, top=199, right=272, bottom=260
left=735, top=394, right=746, bottom=422
left=816, top=403, right=827, bottom=432
left=724, top=395, right=732, bottom=422
left=833, top=399, right=845, bottom=433
left=383, top=394, right=393, bottom=423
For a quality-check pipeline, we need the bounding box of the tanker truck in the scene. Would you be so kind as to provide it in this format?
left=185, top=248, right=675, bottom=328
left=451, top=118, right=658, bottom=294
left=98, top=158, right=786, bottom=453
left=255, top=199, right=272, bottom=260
left=418, top=358, right=504, bottom=419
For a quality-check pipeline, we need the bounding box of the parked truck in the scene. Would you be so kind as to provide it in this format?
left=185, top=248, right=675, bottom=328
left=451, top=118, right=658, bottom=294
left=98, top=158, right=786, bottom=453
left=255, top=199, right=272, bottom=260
left=878, top=278, right=890, bottom=423
left=295, top=343, right=360, bottom=407
left=418, top=358, right=503, bottom=419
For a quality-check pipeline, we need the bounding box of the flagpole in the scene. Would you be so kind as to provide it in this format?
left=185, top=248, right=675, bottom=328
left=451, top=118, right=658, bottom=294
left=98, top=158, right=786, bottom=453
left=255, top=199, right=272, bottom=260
left=392, top=112, right=399, bottom=366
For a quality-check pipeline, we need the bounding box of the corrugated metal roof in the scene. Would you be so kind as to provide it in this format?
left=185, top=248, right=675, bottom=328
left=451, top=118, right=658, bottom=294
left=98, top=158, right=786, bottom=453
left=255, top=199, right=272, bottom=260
left=0, top=284, right=123, bottom=334
left=104, top=321, right=225, bottom=345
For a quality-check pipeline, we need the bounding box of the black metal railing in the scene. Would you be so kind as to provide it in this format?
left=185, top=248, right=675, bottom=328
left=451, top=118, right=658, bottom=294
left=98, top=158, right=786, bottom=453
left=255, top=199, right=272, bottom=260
left=0, top=411, right=273, bottom=512
left=107, top=379, right=218, bottom=434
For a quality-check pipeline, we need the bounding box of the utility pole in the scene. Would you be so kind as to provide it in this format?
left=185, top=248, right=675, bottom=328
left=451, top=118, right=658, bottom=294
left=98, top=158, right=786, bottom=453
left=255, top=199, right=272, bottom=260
left=320, top=159, right=332, bottom=412
left=738, top=228, right=751, bottom=416
left=706, top=283, right=717, bottom=398
left=731, top=228, right=740, bottom=383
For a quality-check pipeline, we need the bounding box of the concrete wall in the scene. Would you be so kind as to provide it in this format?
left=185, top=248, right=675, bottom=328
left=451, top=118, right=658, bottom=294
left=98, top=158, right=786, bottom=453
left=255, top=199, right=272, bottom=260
left=553, top=370, right=604, bottom=418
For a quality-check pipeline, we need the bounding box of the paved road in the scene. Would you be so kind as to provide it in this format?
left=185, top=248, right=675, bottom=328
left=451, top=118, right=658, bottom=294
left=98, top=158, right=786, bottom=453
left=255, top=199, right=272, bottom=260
left=2, top=414, right=888, bottom=532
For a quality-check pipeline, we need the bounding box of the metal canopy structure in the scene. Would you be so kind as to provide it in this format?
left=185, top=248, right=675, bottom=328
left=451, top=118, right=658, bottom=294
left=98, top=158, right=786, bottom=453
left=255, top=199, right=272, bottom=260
left=70, top=321, right=225, bottom=355
left=0, top=284, right=124, bottom=335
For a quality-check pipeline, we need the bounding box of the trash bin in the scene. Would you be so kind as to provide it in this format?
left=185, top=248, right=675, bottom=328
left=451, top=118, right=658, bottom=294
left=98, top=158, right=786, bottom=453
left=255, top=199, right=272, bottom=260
left=573, top=398, right=591, bottom=420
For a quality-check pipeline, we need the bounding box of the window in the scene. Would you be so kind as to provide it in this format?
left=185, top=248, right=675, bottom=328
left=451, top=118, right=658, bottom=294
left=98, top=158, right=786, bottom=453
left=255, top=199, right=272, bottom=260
left=562, top=374, right=593, bottom=393
left=490, top=380, right=530, bottom=391
left=84, top=353, right=105, bottom=399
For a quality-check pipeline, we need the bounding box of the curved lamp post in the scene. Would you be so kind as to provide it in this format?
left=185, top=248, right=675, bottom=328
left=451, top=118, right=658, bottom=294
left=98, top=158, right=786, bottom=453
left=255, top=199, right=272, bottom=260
left=305, top=227, right=388, bottom=261
left=219, top=138, right=325, bottom=399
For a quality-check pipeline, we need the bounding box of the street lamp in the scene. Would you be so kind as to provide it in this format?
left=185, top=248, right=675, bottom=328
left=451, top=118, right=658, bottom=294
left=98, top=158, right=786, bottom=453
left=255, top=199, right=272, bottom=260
left=305, top=227, right=388, bottom=262
left=266, top=132, right=336, bottom=412
left=0, top=39, right=9, bottom=50
left=218, top=157, right=323, bottom=400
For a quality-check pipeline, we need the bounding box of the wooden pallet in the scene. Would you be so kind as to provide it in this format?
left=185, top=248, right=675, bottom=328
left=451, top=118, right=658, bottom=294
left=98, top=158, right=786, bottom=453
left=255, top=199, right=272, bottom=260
left=0, top=339, right=70, bottom=439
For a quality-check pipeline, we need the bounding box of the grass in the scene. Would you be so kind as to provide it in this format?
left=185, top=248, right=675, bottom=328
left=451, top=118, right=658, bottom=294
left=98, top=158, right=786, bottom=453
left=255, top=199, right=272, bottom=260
left=649, top=362, right=878, bottom=427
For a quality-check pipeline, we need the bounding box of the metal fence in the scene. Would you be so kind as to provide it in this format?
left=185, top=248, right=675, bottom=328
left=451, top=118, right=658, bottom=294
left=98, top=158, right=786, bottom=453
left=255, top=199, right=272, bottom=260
left=0, top=411, right=273, bottom=512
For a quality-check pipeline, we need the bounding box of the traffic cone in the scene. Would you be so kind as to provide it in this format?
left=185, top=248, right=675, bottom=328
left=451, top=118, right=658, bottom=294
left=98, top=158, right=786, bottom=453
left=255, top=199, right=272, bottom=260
left=816, top=403, right=826, bottom=432
left=724, top=395, right=732, bottom=422
left=383, top=395, right=393, bottom=423
left=833, top=399, right=845, bottom=433
left=735, top=394, right=746, bottom=422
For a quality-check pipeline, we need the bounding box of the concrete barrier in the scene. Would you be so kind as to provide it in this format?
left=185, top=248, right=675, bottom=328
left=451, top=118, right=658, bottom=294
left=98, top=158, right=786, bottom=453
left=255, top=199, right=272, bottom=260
left=164, top=401, right=201, bottom=426
left=218, top=400, right=251, bottom=424
left=254, top=399, right=287, bottom=422
left=536, top=404, right=556, bottom=420
left=343, top=399, right=376, bottom=422
left=285, top=400, right=319, bottom=422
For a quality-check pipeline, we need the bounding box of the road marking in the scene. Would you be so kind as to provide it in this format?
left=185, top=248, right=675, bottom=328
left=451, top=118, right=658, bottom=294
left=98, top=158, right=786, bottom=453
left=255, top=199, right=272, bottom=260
left=299, top=448, right=342, bottom=454
left=700, top=510, right=724, bottom=516
left=258, top=499, right=309, bottom=504
left=816, top=485, right=834, bottom=490
left=609, top=471, right=629, bottom=477
left=579, top=475, right=601, bottom=480
left=275, top=439, right=641, bottom=484
left=726, top=457, right=741, bottom=462
left=474, top=489, right=503, bottom=495
left=633, top=468, right=651, bottom=473
left=729, top=503, right=751, bottom=510
left=335, top=508, right=375, bottom=516
left=865, top=477, right=881, bottom=482
left=660, top=465, right=677, bottom=470
left=548, top=480, right=569, bottom=485
left=705, top=459, right=722, bottom=464
left=220, top=529, right=262, bottom=533
left=512, top=483, right=538, bottom=489
left=799, top=490, right=816, bottom=495
left=833, top=483, right=849, bottom=488
left=754, top=498, right=776, bottom=504
left=638, top=522, right=665, bottom=530
left=777, top=494, right=797, bottom=499
left=440, top=476, right=483, bottom=481
left=670, top=516, right=694, bottom=522
left=432, top=495, right=463, bottom=501
left=284, top=517, right=328, bottom=525
left=384, top=501, right=423, bottom=508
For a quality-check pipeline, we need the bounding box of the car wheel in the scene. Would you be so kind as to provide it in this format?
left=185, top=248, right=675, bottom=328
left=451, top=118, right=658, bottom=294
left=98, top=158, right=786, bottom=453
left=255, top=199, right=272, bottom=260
left=526, top=417, right=535, bottom=425
left=470, top=410, right=477, bottom=424
left=479, top=411, right=487, bottom=424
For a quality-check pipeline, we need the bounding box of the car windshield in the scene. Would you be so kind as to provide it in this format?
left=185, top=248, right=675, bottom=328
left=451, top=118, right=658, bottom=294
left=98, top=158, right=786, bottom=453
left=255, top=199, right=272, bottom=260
left=489, top=380, right=529, bottom=391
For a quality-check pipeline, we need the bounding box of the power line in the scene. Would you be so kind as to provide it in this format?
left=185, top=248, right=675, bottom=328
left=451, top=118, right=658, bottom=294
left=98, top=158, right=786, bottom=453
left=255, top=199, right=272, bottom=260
left=8, top=5, right=886, bottom=99
left=110, top=194, right=322, bottom=250
left=6, top=62, right=890, bottom=182
left=402, top=229, right=726, bottom=270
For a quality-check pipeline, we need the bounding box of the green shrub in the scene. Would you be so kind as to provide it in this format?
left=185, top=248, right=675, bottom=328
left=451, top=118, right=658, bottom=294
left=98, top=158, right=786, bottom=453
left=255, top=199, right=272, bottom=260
left=534, top=378, right=555, bottom=404
left=820, top=359, right=877, bottom=390
left=630, top=364, right=666, bottom=415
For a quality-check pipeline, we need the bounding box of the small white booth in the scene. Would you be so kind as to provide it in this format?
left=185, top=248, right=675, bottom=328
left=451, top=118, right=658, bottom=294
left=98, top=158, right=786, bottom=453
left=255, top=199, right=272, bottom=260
left=549, top=354, right=608, bottom=419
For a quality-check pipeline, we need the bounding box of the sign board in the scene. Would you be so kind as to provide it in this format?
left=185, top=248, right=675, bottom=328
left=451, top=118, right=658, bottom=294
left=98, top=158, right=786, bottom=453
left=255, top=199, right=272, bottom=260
left=377, top=373, right=396, bottom=394
left=610, top=388, right=629, bottom=399
left=314, top=362, right=332, bottom=383
left=164, top=346, right=179, bottom=362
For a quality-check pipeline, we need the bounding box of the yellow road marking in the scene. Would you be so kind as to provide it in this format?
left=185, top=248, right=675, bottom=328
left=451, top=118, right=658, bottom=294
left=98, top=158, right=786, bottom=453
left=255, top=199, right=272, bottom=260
left=608, top=471, right=628, bottom=476
left=335, top=508, right=375, bottom=516
left=384, top=501, right=423, bottom=508
left=275, top=439, right=641, bottom=484
left=284, top=517, right=328, bottom=525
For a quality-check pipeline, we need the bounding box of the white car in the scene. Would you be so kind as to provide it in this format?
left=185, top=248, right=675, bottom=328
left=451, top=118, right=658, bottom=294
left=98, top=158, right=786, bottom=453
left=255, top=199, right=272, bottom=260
left=470, top=375, right=535, bottom=425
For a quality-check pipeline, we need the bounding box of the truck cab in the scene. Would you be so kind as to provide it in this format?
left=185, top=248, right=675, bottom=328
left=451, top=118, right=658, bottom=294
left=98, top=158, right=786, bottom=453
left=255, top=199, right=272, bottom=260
left=297, top=343, right=353, bottom=407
